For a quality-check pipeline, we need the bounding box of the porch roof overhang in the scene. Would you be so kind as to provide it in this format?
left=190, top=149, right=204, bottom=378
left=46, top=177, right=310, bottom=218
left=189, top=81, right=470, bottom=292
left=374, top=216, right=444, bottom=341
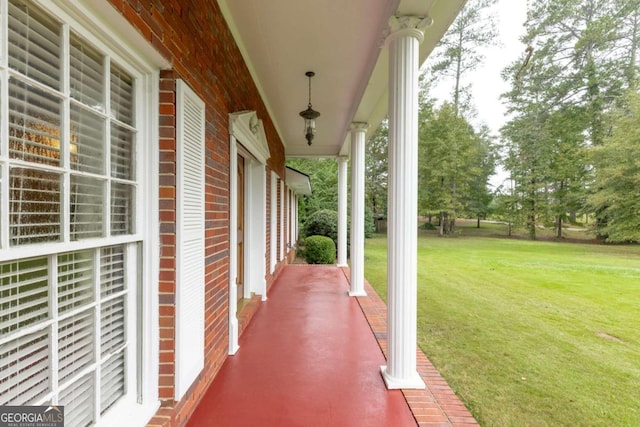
left=285, top=166, right=312, bottom=196
left=217, top=0, right=466, bottom=159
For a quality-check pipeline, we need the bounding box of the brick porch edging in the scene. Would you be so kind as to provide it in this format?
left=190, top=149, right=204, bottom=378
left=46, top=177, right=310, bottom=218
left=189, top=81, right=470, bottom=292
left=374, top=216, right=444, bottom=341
left=340, top=267, right=479, bottom=427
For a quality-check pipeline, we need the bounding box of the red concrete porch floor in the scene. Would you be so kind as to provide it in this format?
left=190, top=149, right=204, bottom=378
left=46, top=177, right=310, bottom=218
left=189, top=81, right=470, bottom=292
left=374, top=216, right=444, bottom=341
left=187, top=265, right=478, bottom=427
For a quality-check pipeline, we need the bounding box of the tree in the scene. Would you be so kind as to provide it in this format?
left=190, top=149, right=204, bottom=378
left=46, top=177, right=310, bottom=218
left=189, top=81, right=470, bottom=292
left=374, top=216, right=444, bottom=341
left=519, top=0, right=632, bottom=147
left=490, top=182, right=518, bottom=237
left=463, top=125, right=496, bottom=227
left=500, top=0, right=640, bottom=239
left=419, top=102, right=489, bottom=235
left=587, top=89, right=640, bottom=242
left=365, top=121, right=388, bottom=218
left=616, top=0, right=640, bottom=88
left=501, top=107, right=551, bottom=240
left=430, top=0, right=498, bottom=113
left=544, top=106, right=589, bottom=237
left=286, top=158, right=337, bottom=224
left=422, top=0, right=498, bottom=233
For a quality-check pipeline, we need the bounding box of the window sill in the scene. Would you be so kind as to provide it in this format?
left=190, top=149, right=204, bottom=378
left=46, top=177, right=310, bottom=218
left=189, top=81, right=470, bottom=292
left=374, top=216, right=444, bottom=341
left=96, top=399, right=160, bottom=427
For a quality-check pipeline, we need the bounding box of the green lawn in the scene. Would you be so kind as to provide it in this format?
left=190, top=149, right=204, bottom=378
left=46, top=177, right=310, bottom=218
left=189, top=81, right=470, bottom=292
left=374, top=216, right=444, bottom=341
left=364, top=229, right=640, bottom=427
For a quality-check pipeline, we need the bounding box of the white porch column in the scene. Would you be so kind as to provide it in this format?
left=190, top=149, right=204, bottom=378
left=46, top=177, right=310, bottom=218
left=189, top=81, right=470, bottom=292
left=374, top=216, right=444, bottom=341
left=294, top=195, right=299, bottom=243
left=381, top=15, right=430, bottom=389
left=337, top=156, right=349, bottom=267
left=289, top=189, right=294, bottom=249
left=292, top=194, right=297, bottom=245
left=349, top=122, right=368, bottom=296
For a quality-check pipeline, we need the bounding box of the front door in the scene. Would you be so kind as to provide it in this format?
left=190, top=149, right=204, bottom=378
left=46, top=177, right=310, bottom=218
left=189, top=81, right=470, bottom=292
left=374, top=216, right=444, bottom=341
left=237, top=154, right=245, bottom=302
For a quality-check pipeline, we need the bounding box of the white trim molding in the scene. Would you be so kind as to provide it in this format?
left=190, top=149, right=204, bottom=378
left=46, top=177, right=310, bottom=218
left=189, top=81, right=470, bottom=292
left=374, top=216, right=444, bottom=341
left=228, top=139, right=240, bottom=355
left=228, top=111, right=270, bottom=354
left=337, top=156, right=349, bottom=267
left=279, top=179, right=285, bottom=261
left=229, top=110, right=270, bottom=164
left=270, top=172, right=278, bottom=273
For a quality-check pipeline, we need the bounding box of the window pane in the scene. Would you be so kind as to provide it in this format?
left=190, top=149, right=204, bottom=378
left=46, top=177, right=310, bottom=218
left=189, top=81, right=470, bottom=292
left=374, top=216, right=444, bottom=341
left=10, top=168, right=61, bottom=245
left=111, top=123, right=134, bottom=180
left=58, top=309, right=94, bottom=384
left=101, top=296, right=125, bottom=357
left=111, top=183, right=134, bottom=235
left=70, top=32, right=104, bottom=110
left=9, top=77, right=62, bottom=167
left=110, top=64, right=134, bottom=125
left=58, top=250, right=94, bottom=314
left=0, top=256, right=49, bottom=336
left=59, top=374, right=94, bottom=427
left=8, top=0, right=61, bottom=90
left=3, top=2, right=143, bottom=421
left=71, top=105, right=105, bottom=175
left=101, top=352, right=125, bottom=414
left=70, top=175, right=104, bottom=240
left=100, top=245, right=125, bottom=297
left=0, top=328, right=50, bottom=405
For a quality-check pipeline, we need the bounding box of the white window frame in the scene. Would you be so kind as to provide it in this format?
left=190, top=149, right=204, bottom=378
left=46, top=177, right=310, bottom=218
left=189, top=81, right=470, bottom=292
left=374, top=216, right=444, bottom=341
left=279, top=179, right=285, bottom=260
left=0, top=0, right=167, bottom=424
left=270, top=171, right=277, bottom=273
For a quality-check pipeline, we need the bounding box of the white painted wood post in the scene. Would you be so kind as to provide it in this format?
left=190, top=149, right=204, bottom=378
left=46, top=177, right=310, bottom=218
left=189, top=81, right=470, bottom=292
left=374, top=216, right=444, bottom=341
left=381, top=15, right=430, bottom=389
left=349, top=123, right=368, bottom=296
left=337, top=156, right=349, bottom=267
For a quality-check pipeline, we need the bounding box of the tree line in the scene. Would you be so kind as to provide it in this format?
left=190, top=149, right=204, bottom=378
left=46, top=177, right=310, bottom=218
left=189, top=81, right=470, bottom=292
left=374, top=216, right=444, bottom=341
left=499, top=0, right=640, bottom=242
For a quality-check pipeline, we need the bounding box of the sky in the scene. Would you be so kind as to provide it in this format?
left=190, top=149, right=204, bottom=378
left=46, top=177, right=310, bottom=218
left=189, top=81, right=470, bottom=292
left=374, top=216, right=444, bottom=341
left=468, top=0, right=528, bottom=133
left=429, top=0, right=529, bottom=188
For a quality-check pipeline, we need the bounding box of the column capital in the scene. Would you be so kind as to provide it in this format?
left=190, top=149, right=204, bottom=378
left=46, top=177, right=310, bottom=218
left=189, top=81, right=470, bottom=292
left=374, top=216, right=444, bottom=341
left=350, top=122, right=370, bottom=132
left=337, top=155, right=349, bottom=163
left=385, top=15, right=433, bottom=45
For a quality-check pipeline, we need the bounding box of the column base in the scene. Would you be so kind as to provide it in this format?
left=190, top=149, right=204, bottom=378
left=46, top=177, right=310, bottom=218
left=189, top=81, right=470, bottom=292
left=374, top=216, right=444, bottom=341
left=336, top=263, right=349, bottom=268
left=348, top=289, right=367, bottom=297
left=228, top=318, right=240, bottom=355
left=380, top=365, right=425, bottom=389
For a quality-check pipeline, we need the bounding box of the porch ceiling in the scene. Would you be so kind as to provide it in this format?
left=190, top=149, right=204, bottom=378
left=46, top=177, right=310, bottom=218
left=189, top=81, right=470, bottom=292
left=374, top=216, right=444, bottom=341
left=217, top=0, right=466, bottom=158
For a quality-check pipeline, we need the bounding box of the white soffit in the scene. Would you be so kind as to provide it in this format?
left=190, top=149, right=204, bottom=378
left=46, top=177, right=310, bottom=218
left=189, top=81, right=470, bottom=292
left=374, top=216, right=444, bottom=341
left=286, top=167, right=312, bottom=196
left=218, top=0, right=466, bottom=158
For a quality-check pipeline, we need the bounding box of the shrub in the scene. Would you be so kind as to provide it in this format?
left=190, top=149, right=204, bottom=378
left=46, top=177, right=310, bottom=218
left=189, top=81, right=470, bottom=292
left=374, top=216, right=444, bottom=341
left=304, top=235, right=336, bottom=264
left=421, top=221, right=437, bottom=230
left=303, top=209, right=338, bottom=244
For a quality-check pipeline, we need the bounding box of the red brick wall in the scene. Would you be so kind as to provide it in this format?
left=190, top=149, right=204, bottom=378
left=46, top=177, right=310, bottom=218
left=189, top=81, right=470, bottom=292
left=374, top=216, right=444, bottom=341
left=158, top=72, right=177, bottom=403
left=105, top=1, right=289, bottom=426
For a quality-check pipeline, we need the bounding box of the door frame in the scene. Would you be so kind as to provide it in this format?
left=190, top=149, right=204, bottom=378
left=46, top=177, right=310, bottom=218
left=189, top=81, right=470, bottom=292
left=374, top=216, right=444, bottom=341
left=236, top=153, right=245, bottom=303
left=228, top=111, right=270, bottom=355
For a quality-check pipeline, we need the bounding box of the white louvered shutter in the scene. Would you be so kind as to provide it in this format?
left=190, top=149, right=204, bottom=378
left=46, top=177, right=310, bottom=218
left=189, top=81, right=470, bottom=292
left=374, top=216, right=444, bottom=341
left=175, top=80, right=205, bottom=400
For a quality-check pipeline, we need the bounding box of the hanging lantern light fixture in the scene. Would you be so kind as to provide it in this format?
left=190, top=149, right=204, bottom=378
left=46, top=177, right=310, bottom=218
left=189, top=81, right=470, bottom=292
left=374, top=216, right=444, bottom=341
left=299, top=71, right=320, bottom=146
